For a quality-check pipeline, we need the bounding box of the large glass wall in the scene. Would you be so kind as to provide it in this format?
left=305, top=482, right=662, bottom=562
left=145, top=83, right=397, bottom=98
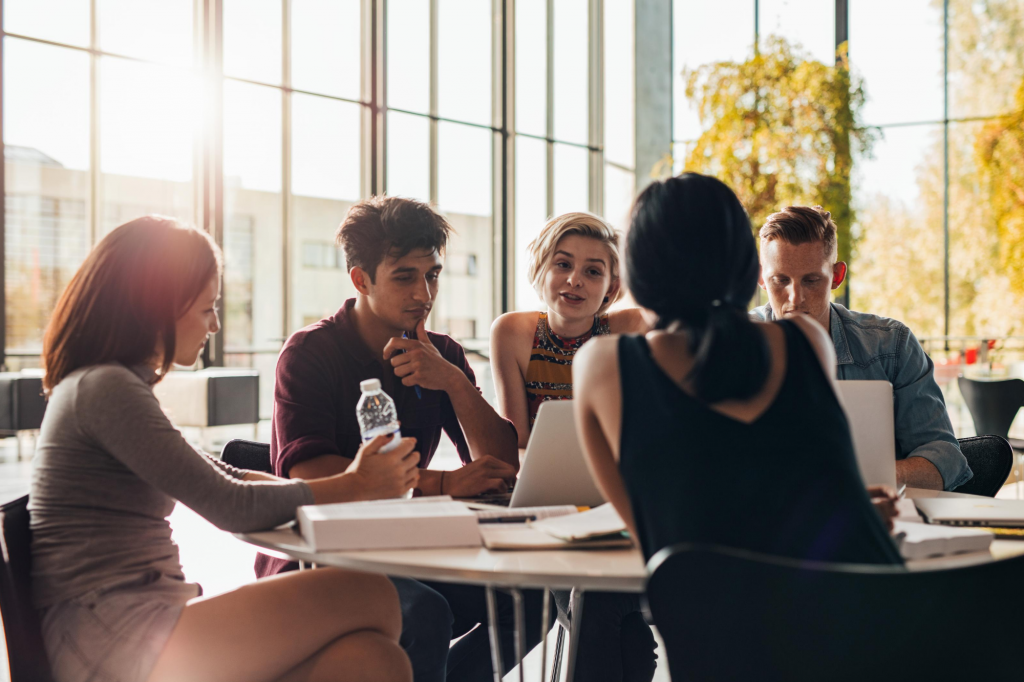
left=1, top=0, right=632, bottom=407
left=672, top=0, right=1024, bottom=344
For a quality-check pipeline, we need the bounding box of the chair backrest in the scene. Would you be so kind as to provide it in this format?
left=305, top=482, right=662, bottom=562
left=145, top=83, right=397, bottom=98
left=957, top=376, right=1024, bottom=439
left=646, top=543, right=1020, bottom=682
left=0, top=495, right=55, bottom=682
left=954, top=435, right=1013, bottom=496
left=221, top=439, right=273, bottom=473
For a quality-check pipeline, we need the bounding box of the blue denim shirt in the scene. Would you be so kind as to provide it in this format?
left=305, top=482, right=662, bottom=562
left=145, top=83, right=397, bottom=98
left=750, top=303, right=972, bottom=491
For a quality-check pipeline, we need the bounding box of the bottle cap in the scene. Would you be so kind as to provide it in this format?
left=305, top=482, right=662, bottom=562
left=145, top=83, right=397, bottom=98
left=360, top=378, right=382, bottom=393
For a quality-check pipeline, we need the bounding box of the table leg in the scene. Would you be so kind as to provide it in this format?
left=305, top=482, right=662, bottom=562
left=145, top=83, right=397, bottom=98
left=511, top=588, right=526, bottom=682
left=539, top=590, right=550, bottom=682
left=564, top=588, right=586, bottom=682
left=550, top=625, right=565, bottom=682
left=298, top=560, right=306, bottom=571
left=485, top=585, right=504, bottom=682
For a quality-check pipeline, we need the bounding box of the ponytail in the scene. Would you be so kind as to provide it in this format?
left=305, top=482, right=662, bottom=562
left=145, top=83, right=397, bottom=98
left=627, top=173, right=771, bottom=403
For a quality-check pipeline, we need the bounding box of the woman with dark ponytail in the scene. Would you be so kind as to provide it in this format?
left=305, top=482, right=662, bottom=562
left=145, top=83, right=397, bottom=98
left=573, top=173, right=902, bottom=566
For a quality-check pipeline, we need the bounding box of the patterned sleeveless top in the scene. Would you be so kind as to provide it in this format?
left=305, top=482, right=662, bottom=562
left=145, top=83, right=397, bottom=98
left=525, top=311, right=611, bottom=426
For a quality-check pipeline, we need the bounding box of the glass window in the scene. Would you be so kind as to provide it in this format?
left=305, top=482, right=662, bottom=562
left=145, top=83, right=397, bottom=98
left=224, top=0, right=282, bottom=85
left=99, top=57, right=195, bottom=234
left=515, top=0, right=547, bottom=137
left=3, top=0, right=90, bottom=47
left=552, top=0, right=588, bottom=145
left=436, top=122, right=493, bottom=340
left=604, top=164, right=635, bottom=231
left=758, top=0, right=836, bottom=65
left=438, top=0, right=491, bottom=126
left=386, top=111, right=430, bottom=202
left=515, top=135, right=547, bottom=311
left=3, top=38, right=90, bottom=351
left=553, top=143, right=588, bottom=217
left=850, top=0, right=944, bottom=126
left=604, top=0, right=634, bottom=169
left=947, top=1, right=1024, bottom=120
left=386, top=0, right=430, bottom=114
left=673, top=0, right=754, bottom=142
left=223, top=81, right=284, bottom=350
left=292, top=94, right=362, bottom=201
left=291, top=0, right=362, bottom=100
left=291, top=95, right=363, bottom=333
left=98, top=0, right=193, bottom=66
left=851, top=123, right=944, bottom=337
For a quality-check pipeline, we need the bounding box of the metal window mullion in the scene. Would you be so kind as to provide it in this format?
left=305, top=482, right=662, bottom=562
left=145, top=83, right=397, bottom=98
left=545, top=0, right=554, bottom=217
left=203, top=0, right=225, bottom=367
left=361, top=0, right=374, bottom=198
left=495, top=0, right=512, bottom=314
left=588, top=0, right=603, bottom=216
left=282, top=0, right=293, bottom=338
left=942, top=0, right=950, bottom=346
left=372, top=0, right=386, bottom=196
left=89, top=0, right=100, bottom=245
left=0, top=5, right=6, bottom=365
left=429, top=0, right=439, bottom=206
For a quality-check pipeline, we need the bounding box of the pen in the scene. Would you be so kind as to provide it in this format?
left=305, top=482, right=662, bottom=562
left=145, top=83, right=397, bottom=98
left=478, top=516, right=537, bottom=524
left=402, top=331, right=423, bottom=400
left=897, top=484, right=907, bottom=499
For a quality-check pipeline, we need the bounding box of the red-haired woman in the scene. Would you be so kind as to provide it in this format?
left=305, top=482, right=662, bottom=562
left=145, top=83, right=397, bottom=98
left=30, top=216, right=417, bottom=682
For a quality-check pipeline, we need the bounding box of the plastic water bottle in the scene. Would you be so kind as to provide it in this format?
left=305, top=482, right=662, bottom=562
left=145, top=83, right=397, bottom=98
left=356, top=379, right=402, bottom=453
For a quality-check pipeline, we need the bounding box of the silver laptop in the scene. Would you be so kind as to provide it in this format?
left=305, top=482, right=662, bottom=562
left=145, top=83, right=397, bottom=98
left=835, top=380, right=898, bottom=489
left=510, top=400, right=606, bottom=508
left=914, top=497, right=1024, bottom=527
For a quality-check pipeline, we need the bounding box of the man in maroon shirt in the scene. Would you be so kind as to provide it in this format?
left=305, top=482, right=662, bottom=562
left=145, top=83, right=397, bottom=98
left=256, top=196, right=544, bottom=681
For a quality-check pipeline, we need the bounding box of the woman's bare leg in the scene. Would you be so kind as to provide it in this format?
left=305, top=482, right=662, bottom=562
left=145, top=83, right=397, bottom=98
left=276, top=631, right=412, bottom=682
left=147, top=568, right=408, bottom=682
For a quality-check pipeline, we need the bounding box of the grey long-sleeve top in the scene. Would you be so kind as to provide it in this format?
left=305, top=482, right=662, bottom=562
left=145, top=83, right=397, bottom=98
left=29, top=363, right=314, bottom=609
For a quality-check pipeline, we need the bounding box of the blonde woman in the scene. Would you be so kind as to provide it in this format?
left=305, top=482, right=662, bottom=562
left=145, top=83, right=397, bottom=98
left=490, top=212, right=646, bottom=449
left=489, top=212, right=656, bottom=682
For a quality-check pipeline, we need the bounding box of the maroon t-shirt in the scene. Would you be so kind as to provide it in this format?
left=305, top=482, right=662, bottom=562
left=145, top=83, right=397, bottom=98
left=255, top=298, right=490, bottom=578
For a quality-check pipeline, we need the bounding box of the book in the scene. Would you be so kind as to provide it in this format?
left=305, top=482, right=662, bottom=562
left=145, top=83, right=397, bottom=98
left=529, top=503, right=627, bottom=542
left=296, top=498, right=482, bottom=551
left=893, top=520, right=993, bottom=560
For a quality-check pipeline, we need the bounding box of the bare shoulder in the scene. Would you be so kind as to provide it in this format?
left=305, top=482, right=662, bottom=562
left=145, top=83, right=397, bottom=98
left=575, top=334, right=620, bottom=383
left=607, top=308, right=649, bottom=334
left=490, top=310, right=540, bottom=340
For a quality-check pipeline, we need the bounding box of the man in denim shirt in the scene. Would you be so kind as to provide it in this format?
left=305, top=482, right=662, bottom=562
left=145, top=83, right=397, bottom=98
left=751, top=206, right=971, bottom=491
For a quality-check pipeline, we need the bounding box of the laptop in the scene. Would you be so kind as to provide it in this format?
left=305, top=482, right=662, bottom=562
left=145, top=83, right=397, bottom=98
left=914, top=497, right=1024, bottom=527
left=509, top=400, right=606, bottom=509
left=835, top=380, right=898, bottom=489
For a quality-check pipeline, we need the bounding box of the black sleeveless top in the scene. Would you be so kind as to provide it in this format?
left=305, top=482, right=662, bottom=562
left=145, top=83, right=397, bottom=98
left=618, top=321, right=903, bottom=566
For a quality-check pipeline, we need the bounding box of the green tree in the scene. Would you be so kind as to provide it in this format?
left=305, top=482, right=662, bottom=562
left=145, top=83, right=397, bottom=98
left=679, top=36, right=873, bottom=281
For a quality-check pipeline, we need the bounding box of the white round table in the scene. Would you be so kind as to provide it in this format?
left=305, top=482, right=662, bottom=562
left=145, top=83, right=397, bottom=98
left=237, top=488, right=1024, bottom=682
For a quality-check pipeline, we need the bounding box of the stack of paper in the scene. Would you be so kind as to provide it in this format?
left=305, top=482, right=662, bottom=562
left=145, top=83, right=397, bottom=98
left=297, top=497, right=481, bottom=551
left=474, top=505, right=579, bottom=523
left=529, top=503, right=627, bottom=541
left=893, top=520, right=993, bottom=560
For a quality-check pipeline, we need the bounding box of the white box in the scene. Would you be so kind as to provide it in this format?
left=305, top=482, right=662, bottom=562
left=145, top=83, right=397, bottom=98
left=297, top=500, right=482, bottom=551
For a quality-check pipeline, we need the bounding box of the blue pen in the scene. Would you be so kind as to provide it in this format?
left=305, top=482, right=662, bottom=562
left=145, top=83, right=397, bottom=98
left=402, top=331, right=423, bottom=399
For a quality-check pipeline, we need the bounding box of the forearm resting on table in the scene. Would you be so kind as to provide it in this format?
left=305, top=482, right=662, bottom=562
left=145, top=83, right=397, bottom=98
left=287, top=453, right=446, bottom=498
left=895, top=456, right=944, bottom=491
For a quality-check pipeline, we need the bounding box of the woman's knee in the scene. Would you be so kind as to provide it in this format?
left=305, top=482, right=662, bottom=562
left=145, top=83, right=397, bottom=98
left=304, top=569, right=403, bottom=640
left=337, top=631, right=412, bottom=682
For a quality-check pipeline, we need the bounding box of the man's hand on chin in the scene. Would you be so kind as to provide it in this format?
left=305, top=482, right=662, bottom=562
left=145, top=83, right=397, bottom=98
left=895, top=457, right=944, bottom=491
left=383, top=318, right=460, bottom=392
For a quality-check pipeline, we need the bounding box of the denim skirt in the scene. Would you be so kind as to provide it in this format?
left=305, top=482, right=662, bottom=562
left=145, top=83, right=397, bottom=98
left=40, top=571, right=201, bottom=682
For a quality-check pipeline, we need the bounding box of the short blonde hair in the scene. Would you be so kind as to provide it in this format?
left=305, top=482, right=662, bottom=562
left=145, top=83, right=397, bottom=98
left=526, top=212, right=623, bottom=313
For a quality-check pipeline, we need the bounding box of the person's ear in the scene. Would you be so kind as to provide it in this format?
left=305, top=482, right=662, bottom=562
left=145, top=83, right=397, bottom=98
left=350, top=266, right=372, bottom=295
left=832, top=262, right=848, bottom=290
left=604, top=278, right=621, bottom=305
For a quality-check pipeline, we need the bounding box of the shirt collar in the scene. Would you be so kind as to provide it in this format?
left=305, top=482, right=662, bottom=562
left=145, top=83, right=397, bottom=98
left=333, top=298, right=378, bottom=367
left=829, top=303, right=854, bottom=366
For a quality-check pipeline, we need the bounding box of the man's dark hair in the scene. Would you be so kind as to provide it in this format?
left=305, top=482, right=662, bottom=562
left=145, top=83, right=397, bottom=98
left=336, top=196, right=453, bottom=282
